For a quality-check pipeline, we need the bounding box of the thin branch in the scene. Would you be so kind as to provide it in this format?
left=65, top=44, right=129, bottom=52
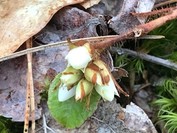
left=26, top=38, right=35, bottom=133
left=23, top=38, right=35, bottom=133
left=0, top=35, right=164, bottom=62
left=43, top=114, right=47, bottom=133
left=154, top=0, right=177, bottom=8
left=23, top=73, right=30, bottom=133
left=23, top=39, right=32, bottom=133
left=0, top=36, right=122, bottom=62
left=93, top=8, right=177, bottom=49
left=131, top=6, right=177, bottom=17
left=113, top=48, right=177, bottom=71
left=42, top=114, right=56, bottom=133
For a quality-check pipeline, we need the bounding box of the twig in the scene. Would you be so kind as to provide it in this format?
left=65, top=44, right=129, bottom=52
left=27, top=38, right=35, bottom=133
left=43, top=114, right=56, bottom=133
left=113, top=48, right=177, bottom=71
left=111, top=73, right=129, bottom=97
left=35, top=114, right=56, bottom=133
left=93, top=8, right=177, bottom=49
left=137, top=35, right=164, bottom=39
left=138, top=83, right=151, bottom=91
left=0, top=35, right=164, bottom=62
left=131, top=6, right=177, bottom=17
left=23, top=71, right=30, bottom=133
left=91, top=116, right=116, bottom=133
left=23, top=38, right=35, bottom=133
left=154, top=0, right=177, bottom=8
left=43, top=114, right=47, bottom=133
left=35, top=127, right=43, bottom=133
left=0, top=36, right=118, bottom=62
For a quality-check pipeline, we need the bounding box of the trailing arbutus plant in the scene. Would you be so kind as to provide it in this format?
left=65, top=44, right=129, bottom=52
left=47, top=40, right=128, bottom=128
left=47, top=7, right=177, bottom=126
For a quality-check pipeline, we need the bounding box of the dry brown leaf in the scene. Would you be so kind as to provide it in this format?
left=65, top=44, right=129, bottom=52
left=0, top=45, right=68, bottom=121
left=36, top=6, right=108, bottom=44
left=80, top=0, right=100, bottom=9
left=109, top=0, right=155, bottom=34
left=0, top=0, right=85, bottom=58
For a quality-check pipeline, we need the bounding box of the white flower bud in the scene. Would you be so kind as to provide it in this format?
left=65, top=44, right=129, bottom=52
left=85, top=60, right=110, bottom=86
left=60, top=66, right=83, bottom=87
left=65, top=43, right=92, bottom=69
left=95, top=76, right=119, bottom=101
left=75, top=79, right=93, bottom=101
left=84, top=62, right=103, bottom=85
left=58, top=84, right=76, bottom=102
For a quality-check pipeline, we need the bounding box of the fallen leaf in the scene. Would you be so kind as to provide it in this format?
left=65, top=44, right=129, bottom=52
left=109, top=0, right=140, bottom=34
left=0, top=0, right=85, bottom=58
left=109, top=0, right=155, bottom=34
left=35, top=6, right=108, bottom=44
left=135, top=0, right=155, bottom=23
left=87, top=0, right=124, bottom=17
left=0, top=45, right=68, bottom=121
left=80, top=0, right=101, bottom=9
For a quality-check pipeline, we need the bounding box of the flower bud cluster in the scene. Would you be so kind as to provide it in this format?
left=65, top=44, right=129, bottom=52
left=58, top=43, right=119, bottom=102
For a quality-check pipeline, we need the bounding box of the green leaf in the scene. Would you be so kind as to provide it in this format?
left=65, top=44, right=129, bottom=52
left=47, top=73, right=101, bottom=129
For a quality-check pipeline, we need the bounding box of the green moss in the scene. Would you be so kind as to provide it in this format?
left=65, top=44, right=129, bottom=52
left=0, top=116, right=23, bottom=133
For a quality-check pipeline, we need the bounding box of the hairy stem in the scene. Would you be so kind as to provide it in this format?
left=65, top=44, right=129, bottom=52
left=93, top=9, right=177, bottom=49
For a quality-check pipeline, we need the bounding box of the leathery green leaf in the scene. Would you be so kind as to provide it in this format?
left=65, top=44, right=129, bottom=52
left=48, top=74, right=101, bottom=129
